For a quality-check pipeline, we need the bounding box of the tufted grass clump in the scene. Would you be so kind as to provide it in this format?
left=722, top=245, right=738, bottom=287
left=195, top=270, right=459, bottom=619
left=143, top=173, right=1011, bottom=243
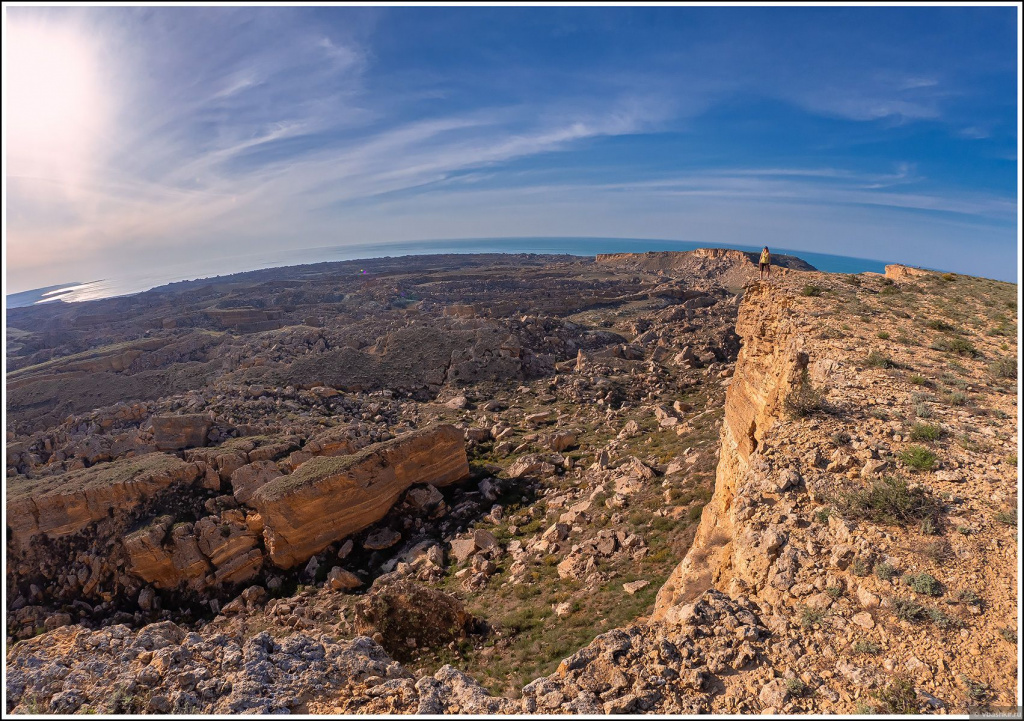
left=909, top=423, right=942, bottom=442
left=899, top=445, right=937, bottom=471
left=799, top=606, right=828, bottom=629
left=801, top=284, right=824, bottom=297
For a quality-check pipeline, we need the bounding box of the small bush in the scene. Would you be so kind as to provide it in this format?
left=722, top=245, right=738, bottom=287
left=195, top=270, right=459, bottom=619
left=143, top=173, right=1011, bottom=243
left=932, top=337, right=978, bottom=356
left=801, top=285, right=824, bottom=297
left=913, top=403, right=932, bottom=418
left=989, top=356, right=1017, bottom=380
left=800, top=606, right=827, bottom=629
left=940, top=273, right=956, bottom=282
left=851, top=557, right=872, bottom=576
left=843, top=275, right=862, bottom=286
left=995, top=508, right=1017, bottom=527
left=926, top=606, right=962, bottom=630
left=956, top=589, right=982, bottom=608
left=836, top=476, right=942, bottom=526
left=904, top=572, right=942, bottom=596
left=874, top=675, right=918, bottom=714
left=908, top=374, right=927, bottom=385
left=909, top=423, right=942, bottom=441
left=891, top=597, right=928, bottom=622
left=865, top=351, right=897, bottom=369
left=853, top=639, right=881, bottom=654
left=961, top=675, right=990, bottom=705
left=875, top=562, right=899, bottom=581
left=998, top=627, right=1017, bottom=644
left=876, top=330, right=891, bottom=340
left=918, top=516, right=938, bottom=536
left=946, top=391, right=968, bottom=406
left=786, top=678, right=809, bottom=697
left=899, top=445, right=937, bottom=471
left=784, top=369, right=828, bottom=419
left=925, top=318, right=954, bottom=331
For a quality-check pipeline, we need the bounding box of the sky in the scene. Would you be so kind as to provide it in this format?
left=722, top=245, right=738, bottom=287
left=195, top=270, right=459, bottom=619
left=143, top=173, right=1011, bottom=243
left=2, top=4, right=1020, bottom=292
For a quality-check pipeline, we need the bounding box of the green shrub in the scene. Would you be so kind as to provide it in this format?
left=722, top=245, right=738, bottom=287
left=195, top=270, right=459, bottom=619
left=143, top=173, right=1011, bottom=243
left=925, top=318, right=954, bottom=331
left=908, top=374, right=927, bottom=385
left=909, top=423, right=942, bottom=441
left=874, top=675, right=918, bottom=714
left=865, top=351, right=897, bottom=368
left=843, top=275, right=862, bottom=286
left=903, top=572, right=943, bottom=596
left=800, top=606, right=827, bottom=629
left=784, top=369, right=828, bottom=418
left=998, top=627, right=1017, bottom=644
left=891, top=597, right=928, bottom=622
left=989, top=356, right=1017, bottom=380
left=932, top=337, right=978, bottom=356
left=786, top=678, right=809, bottom=697
left=995, top=508, right=1017, bottom=527
left=853, top=639, right=881, bottom=654
left=801, top=285, right=824, bottom=297
left=836, top=476, right=942, bottom=526
left=899, top=445, right=937, bottom=471
left=876, top=331, right=891, bottom=340
left=875, top=562, right=899, bottom=581
left=945, top=391, right=968, bottom=406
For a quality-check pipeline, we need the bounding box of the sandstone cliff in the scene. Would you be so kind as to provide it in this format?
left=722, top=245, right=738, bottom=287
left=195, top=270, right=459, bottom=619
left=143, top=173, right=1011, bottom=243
left=252, top=424, right=470, bottom=568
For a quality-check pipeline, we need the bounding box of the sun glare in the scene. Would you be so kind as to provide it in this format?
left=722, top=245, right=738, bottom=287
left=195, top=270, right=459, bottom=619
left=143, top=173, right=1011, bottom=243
left=4, top=20, right=106, bottom=174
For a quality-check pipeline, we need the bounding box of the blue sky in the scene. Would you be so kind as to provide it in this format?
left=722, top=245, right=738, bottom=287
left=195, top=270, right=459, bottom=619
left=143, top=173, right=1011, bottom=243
left=3, top=4, right=1019, bottom=291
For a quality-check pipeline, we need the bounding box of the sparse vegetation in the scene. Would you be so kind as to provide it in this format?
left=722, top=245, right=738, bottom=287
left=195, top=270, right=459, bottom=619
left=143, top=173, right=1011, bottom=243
left=989, top=356, right=1017, bottom=380
left=836, top=476, right=941, bottom=526
left=784, top=369, right=828, bottom=419
left=903, top=572, right=942, bottom=596
left=874, top=675, right=918, bottom=714
left=865, top=350, right=897, bottom=369
left=852, top=640, right=880, bottom=655
left=908, top=423, right=942, bottom=441
left=801, top=284, right=824, bottom=297
left=799, top=606, right=827, bottom=629
left=899, top=445, right=937, bottom=471
left=876, top=330, right=890, bottom=340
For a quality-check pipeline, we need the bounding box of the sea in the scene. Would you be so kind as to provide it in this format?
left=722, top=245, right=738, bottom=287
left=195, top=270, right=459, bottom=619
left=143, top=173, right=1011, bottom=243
left=6, top=237, right=891, bottom=308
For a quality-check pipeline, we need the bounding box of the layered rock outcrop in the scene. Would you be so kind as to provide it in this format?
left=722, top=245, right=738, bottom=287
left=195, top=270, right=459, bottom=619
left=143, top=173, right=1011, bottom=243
left=6, top=453, right=202, bottom=549
left=252, top=424, right=470, bottom=568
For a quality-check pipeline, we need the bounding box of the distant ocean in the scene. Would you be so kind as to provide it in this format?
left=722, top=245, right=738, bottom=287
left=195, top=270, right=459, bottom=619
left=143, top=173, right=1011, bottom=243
left=6, top=237, right=891, bottom=308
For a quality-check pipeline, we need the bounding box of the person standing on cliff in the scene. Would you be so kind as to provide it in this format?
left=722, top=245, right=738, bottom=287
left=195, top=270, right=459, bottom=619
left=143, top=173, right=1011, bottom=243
left=759, top=246, right=771, bottom=281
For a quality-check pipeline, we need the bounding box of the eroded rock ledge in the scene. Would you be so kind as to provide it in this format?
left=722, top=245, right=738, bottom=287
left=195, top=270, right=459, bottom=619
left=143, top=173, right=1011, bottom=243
left=252, top=424, right=470, bottom=568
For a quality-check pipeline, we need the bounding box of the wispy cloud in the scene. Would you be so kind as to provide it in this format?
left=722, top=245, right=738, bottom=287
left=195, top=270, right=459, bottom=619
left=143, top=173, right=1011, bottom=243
left=3, top=6, right=1018, bottom=290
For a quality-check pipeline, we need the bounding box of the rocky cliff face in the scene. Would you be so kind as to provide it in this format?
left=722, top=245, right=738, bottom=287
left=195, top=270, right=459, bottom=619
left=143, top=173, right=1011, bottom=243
left=654, top=280, right=810, bottom=615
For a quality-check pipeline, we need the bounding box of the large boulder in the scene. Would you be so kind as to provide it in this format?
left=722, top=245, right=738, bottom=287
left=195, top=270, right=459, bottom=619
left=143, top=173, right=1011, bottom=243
left=251, top=424, right=470, bottom=568
left=151, top=414, right=211, bottom=451
left=6, top=453, right=202, bottom=548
